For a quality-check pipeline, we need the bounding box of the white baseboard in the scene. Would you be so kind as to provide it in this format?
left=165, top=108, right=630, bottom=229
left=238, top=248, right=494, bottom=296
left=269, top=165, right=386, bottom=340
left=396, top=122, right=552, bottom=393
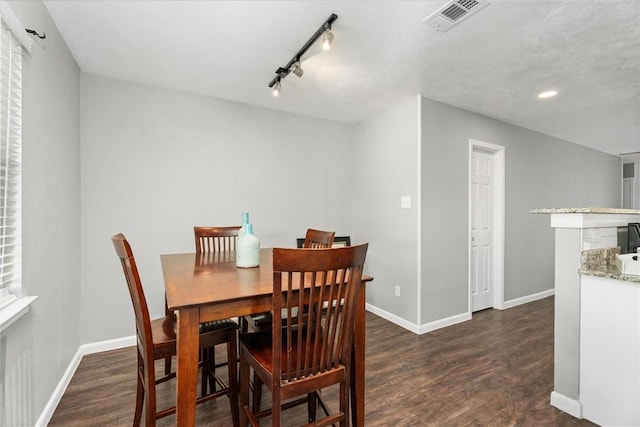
left=550, top=391, right=582, bottom=419
left=418, top=311, right=471, bottom=334
left=80, top=334, right=136, bottom=355
left=366, top=303, right=420, bottom=333
left=502, top=288, right=555, bottom=310
left=34, top=347, right=83, bottom=427
left=366, top=303, right=472, bottom=335
left=35, top=334, right=136, bottom=426
left=367, top=289, right=555, bottom=335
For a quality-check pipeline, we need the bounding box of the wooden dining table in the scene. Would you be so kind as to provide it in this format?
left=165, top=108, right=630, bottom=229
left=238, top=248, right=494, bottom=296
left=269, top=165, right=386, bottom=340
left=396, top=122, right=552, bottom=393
left=161, top=248, right=373, bottom=426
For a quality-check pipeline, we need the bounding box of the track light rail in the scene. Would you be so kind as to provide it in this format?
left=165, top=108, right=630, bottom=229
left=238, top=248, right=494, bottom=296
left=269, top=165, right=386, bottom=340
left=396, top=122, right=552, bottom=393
left=268, top=13, right=337, bottom=92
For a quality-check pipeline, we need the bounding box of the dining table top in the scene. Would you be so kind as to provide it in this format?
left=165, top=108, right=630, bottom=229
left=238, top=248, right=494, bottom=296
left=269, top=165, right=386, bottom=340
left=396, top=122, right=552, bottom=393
left=162, top=248, right=373, bottom=311
left=162, top=248, right=276, bottom=311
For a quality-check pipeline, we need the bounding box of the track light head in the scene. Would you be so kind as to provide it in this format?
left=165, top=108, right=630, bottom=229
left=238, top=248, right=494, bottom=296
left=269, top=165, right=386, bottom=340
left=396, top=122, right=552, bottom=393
left=272, top=79, right=281, bottom=97
left=290, top=61, right=304, bottom=78
left=322, top=29, right=334, bottom=51
left=267, top=13, right=337, bottom=95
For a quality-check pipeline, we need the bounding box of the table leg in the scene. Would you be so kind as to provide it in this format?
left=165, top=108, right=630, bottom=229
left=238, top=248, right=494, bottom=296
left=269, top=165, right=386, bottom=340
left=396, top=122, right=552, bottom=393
left=351, top=284, right=366, bottom=427
left=177, top=307, right=200, bottom=426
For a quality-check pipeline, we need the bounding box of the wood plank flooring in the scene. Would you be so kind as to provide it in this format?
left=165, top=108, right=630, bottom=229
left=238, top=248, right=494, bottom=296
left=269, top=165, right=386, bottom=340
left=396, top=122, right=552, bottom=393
left=49, top=296, right=596, bottom=426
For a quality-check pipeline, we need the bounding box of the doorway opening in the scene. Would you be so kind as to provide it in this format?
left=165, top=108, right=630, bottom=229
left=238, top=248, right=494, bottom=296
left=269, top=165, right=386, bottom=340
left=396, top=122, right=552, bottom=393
left=622, top=156, right=639, bottom=209
left=468, top=140, right=505, bottom=313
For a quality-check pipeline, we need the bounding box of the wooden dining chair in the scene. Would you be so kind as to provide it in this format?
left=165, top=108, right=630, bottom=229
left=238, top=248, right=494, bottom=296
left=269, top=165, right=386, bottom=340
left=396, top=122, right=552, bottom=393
left=239, top=244, right=369, bottom=427
left=161, top=226, right=243, bottom=392
left=302, top=228, right=336, bottom=248
left=111, top=233, right=239, bottom=427
left=194, top=226, right=242, bottom=252
left=248, top=228, right=339, bottom=411
left=192, top=226, right=247, bottom=388
left=193, top=226, right=250, bottom=329
left=246, top=228, right=337, bottom=335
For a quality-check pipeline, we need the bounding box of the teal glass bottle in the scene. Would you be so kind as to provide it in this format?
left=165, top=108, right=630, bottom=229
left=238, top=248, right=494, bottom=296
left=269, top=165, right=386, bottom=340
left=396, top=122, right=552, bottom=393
left=238, top=212, right=249, bottom=237
left=236, top=223, right=260, bottom=268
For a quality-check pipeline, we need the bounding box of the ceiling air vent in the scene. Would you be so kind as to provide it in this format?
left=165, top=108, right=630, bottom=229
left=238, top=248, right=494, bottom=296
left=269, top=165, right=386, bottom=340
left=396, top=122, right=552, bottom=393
left=423, top=0, right=489, bottom=32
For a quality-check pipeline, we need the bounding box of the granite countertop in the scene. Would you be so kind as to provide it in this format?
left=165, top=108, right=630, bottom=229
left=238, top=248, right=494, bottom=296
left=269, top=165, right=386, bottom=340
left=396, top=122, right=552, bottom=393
left=580, top=247, right=640, bottom=283
left=531, top=207, right=640, bottom=214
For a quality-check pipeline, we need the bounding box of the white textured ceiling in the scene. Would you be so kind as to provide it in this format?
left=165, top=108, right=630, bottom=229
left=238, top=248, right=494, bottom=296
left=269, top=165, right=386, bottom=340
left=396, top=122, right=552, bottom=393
left=43, top=0, right=640, bottom=156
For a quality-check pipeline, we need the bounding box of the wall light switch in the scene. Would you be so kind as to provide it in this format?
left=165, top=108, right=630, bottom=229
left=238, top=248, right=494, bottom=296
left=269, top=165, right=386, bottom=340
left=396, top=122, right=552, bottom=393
left=400, top=196, right=411, bottom=209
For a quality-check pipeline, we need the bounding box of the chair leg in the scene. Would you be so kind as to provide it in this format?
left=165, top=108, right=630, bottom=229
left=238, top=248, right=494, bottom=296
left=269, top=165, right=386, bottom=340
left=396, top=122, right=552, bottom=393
left=200, top=348, right=208, bottom=396
left=272, top=388, right=281, bottom=427
left=307, top=392, right=317, bottom=423
left=252, top=372, right=262, bottom=414
left=227, top=331, right=239, bottom=427
left=163, top=357, right=171, bottom=376
left=134, top=371, right=144, bottom=426
left=340, top=380, right=349, bottom=427
left=134, top=351, right=145, bottom=426
left=209, top=347, right=217, bottom=393
left=239, top=349, right=251, bottom=427
left=144, top=372, right=156, bottom=427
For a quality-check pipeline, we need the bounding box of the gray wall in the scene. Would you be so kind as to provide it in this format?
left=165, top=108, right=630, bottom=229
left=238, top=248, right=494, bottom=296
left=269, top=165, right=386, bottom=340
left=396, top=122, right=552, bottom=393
left=80, top=73, right=355, bottom=343
left=0, top=3, right=624, bottom=422
left=353, top=96, right=420, bottom=324
left=1, top=1, right=81, bottom=425
left=420, top=97, right=621, bottom=323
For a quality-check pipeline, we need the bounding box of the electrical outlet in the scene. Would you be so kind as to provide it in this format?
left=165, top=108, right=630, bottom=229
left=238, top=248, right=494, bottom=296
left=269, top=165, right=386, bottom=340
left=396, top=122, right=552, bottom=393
left=400, top=196, right=411, bottom=209
left=394, top=285, right=400, bottom=297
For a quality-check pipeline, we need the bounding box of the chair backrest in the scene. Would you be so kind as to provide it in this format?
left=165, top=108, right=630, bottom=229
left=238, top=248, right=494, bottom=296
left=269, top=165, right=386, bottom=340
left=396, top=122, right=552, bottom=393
left=194, top=226, right=242, bottom=252
left=271, top=244, right=368, bottom=383
left=302, top=228, right=335, bottom=248
left=111, top=233, right=154, bottom=360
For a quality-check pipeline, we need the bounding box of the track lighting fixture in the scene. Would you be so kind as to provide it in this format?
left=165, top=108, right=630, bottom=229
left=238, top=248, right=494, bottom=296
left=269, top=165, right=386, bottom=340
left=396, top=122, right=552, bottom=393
left=272, top=79, right=282, bottom=97
left=322, top=29, right=334, bottom=50
left=290, top=60, right=303, bottom=77
left=268, top=13, right=337, bottom=96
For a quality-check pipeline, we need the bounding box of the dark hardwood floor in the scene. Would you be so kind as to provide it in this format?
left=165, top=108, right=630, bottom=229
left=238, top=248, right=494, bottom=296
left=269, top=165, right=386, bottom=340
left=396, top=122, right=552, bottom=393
left=49, top=296, right=596, bottom=426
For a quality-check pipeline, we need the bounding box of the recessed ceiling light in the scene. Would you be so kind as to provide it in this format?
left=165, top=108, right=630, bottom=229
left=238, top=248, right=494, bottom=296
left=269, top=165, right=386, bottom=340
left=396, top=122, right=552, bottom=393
left=538, top=90, right=558, bottom=99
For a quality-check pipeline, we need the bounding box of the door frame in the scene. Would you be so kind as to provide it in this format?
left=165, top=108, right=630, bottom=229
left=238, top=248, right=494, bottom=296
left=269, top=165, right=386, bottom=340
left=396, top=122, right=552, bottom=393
left=468, top=139, right=505, bottom=312
left=623, top=177, right=635, bottom=209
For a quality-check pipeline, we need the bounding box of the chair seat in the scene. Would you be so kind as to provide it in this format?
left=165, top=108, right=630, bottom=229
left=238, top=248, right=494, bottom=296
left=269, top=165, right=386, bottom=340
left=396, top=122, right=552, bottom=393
left=201, top=319, right=239, bottom=332
left=240, top=328, right=338, bottom=382
left=243, top=310, right=295, bottom=331
left=151, top=315, right=238, bottom=359
left=246, top=303, right=338, bottom=331
left=239, top=330, right=273, bottom=369
left=245, top=313, right=271, bottom=328
left=150, top=316, right=178, bottom=359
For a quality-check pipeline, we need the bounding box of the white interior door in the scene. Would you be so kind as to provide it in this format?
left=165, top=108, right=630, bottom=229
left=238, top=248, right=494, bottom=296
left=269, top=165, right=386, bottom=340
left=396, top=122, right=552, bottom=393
left=471, top=149, right=493, bottom=311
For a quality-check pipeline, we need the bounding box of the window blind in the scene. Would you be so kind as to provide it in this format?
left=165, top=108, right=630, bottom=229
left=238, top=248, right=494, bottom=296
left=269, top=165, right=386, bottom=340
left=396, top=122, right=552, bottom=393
left=0, top=18, right=22, bottom=309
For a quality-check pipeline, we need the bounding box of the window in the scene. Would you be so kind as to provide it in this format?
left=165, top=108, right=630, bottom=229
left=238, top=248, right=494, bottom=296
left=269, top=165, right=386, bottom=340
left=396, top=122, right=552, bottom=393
left=0, top=3, right=24, bottom=312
